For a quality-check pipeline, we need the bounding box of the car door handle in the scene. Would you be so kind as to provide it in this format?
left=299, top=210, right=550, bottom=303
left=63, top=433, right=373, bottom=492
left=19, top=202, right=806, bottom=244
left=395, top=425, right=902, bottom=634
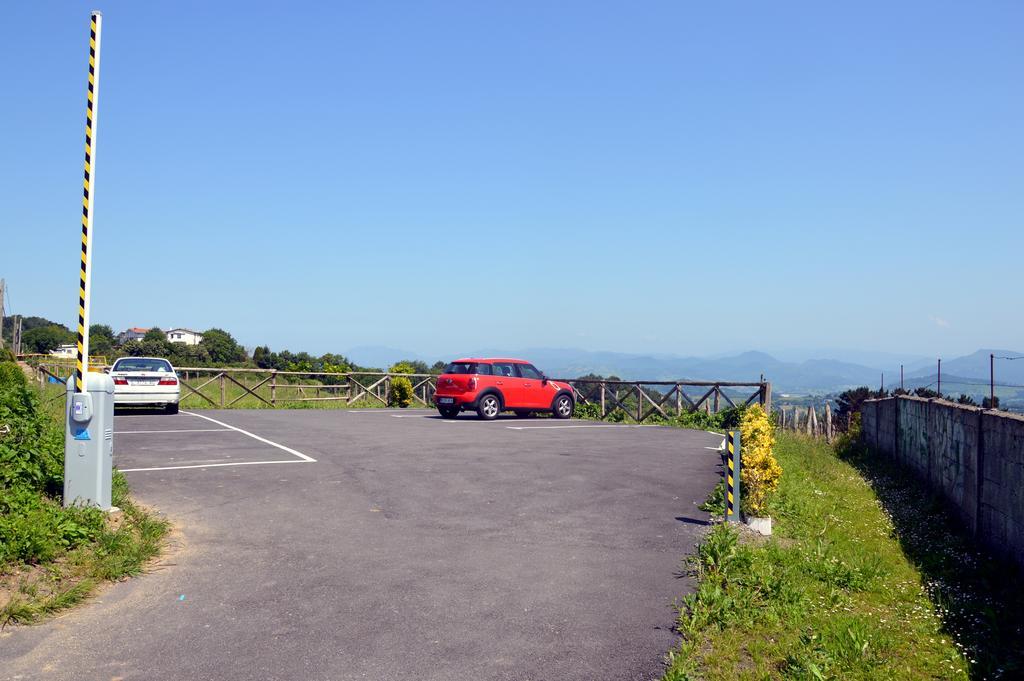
left=523, top=383, right=532, bottom=387
left=496, top=381, right=503, bottom=385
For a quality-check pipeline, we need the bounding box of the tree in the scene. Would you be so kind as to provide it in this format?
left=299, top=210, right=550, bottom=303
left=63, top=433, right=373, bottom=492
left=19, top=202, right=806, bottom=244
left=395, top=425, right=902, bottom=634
left=253, top=345, right=271, bottom=369
left=913, top=387, right=940, bottom=399
left=3, top=315, right=63, bottom=346
left=143, top=327, right=166, bottom=342
left=956, top=394, right=977, bottom=406
left=90, top=324, right=116, bottom=357
left=835, top=387, right=887, bottom=425
left=200, top=328, right=247, bottom=364
left=22, top=325, right=75, bottom=354
left=983, top=395, right=1000, bottom=409
left=392, top=359, right=429, bottom=374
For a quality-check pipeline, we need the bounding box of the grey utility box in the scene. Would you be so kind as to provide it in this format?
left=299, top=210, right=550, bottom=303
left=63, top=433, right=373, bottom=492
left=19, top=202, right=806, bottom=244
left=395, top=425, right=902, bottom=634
left=63, top=372, right=115, bottom=510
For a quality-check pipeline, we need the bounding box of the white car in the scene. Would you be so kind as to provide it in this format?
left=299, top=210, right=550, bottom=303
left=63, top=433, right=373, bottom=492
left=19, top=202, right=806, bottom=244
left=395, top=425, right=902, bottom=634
left=110, top=357, right=181, bottom=413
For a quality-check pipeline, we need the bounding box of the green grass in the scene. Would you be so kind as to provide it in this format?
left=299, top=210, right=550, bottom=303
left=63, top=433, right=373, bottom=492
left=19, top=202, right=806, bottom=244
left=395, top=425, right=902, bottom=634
left=662, top=432, right=1024, bottom=680
left=1, top=470, right=170, bottom=627
left=1, top=362, right=170, bottom=626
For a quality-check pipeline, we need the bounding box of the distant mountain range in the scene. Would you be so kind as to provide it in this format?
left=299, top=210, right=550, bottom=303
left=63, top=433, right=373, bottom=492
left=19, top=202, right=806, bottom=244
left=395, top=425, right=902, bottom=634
left=346, top=345, right=1024, bottom=396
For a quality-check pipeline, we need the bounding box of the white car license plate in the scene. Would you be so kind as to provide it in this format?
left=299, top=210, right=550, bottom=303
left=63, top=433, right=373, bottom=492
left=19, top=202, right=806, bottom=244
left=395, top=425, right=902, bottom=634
left=131, top=379, right=158, bottom=386
left=439, top=397, right=454, bottom=404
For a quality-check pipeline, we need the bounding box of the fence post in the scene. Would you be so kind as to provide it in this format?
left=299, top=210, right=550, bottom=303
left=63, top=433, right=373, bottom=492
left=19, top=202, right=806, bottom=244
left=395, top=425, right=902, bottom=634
left=219, top=373, right=226, bottom=408
left=270, top=371, right=277, bottom=406
left=825, top=403, right=833, bottom=442
left=726, top=431, right=742, bottom=523
left=762, top=381, right=772, bottom=414
left=676, top=384, right=682, bottom=416
left=600, top=382, right=606, bottom=417
left=713, top=387, right=720, bottom=413
left=636, top=386, right=643, bottom=422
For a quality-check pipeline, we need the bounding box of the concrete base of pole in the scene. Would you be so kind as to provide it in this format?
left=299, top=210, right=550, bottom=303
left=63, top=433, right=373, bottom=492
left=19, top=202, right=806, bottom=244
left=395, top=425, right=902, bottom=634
left=746, top=516, right=773, bottom=536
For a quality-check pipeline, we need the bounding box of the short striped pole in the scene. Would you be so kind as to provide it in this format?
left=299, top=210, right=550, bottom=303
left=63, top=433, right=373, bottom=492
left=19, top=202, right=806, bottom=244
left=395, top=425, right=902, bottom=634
left=74, top=11, right=102, bottom=393
left=726, top=430, right=741, bottom=523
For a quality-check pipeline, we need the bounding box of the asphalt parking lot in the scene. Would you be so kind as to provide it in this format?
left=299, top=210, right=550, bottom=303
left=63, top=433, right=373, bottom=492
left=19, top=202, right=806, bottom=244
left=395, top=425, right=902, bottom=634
left=2, top=408, right=724, bottom=681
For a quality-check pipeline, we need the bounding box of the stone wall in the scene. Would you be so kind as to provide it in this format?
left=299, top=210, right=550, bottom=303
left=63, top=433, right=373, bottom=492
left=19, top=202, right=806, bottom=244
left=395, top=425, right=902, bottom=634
left=862, top=396, right=1024, bottom=567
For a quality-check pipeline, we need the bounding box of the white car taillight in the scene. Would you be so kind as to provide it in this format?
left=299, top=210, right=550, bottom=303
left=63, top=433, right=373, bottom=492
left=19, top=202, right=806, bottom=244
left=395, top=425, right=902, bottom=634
left=158, top=377, right=178, bottom=386
left=113, top=377, right=128, bottom=385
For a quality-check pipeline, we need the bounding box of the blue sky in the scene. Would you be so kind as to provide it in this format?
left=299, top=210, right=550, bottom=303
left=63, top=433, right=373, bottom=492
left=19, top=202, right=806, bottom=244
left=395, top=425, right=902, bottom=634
left=3, top=1, right=1022, bottom=361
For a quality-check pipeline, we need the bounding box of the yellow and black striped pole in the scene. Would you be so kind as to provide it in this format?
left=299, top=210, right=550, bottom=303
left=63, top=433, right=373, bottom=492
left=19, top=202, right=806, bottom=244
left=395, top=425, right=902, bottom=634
left=726, top=431, right=741, bottom=523
left=74, top=11, right=102, bottom=393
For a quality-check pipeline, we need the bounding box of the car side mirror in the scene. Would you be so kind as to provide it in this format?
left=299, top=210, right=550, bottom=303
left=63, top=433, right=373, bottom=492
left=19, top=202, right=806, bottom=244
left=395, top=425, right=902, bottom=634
left=541, top=374, right=548, bottom=384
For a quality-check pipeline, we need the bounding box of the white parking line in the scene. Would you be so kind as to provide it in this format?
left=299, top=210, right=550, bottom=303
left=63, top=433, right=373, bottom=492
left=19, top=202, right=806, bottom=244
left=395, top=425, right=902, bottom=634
left=182, top=411, right=316, bottom=462
left=389, top=414, right=432, bottom=418
left=119, top=459, right=310, bottom=473
left=121, top=411, right=317, bottom=475
left=114, top=428, right=234, bottom=434
left=505, top=424, right=654, bottom=430
left=120, top=412, right=317, bottom=473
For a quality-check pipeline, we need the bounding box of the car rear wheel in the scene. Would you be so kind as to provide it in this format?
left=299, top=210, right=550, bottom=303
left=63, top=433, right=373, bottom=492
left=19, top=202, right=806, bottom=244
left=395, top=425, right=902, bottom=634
left=553, top=394, right=573, bottom=419
left=166, top=403, right=179, bottom=415
left=477, top=394, right=501, bottom=420
left=438, top=405, right=459, bottom=419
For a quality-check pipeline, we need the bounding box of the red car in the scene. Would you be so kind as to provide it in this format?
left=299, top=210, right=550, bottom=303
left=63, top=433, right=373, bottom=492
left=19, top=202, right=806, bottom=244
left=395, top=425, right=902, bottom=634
left=434, top=358, right=575, bottom=420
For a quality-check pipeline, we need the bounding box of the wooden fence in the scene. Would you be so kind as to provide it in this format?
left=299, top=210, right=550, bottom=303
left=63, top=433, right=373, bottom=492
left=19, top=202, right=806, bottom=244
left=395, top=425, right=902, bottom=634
left=32, top=364, right=771, bottom=422
left=775, top=403, right=852, bottom=442
left=564, top=379, right=771, bottom=421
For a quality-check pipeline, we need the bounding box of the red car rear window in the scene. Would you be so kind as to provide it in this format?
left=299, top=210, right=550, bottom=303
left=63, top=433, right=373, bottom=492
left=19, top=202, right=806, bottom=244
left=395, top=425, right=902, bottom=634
left=444, top=362, right=492, bottom=375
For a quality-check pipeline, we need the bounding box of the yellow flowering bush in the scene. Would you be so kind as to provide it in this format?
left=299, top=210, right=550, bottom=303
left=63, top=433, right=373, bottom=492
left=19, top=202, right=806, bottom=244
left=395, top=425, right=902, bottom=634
left=739, top=405, right=782, bottom=517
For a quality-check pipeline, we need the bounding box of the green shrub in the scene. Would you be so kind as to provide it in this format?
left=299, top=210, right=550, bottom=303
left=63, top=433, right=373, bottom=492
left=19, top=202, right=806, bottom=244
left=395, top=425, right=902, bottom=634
left=0, top=359, right=108, bottom=565
left=717, top=406, right=747, bottom=429
left=739, top=405, right=782, bottom=517
left=386, top=362, right=416, bottom=408
left=574, top=402, right=602, bottom=420
left=388, top=377, right=414, bottom=408
left=675, top=410, right=716, bottom=430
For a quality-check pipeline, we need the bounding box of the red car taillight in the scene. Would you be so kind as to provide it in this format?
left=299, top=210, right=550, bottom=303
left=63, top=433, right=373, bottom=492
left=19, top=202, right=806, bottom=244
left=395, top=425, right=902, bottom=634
left=158, top=377, right=178, bottom=386
left=468, top=377, right=478, bottom=390
left=113, top=377, right=128, bottom=385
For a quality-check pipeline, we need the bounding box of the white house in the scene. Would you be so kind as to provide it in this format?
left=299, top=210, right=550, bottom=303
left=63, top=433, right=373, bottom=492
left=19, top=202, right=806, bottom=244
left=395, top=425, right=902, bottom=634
left=166, top=328, right=204, bottom=346
left=118, top=327, right=150, bottom=344
left=50, top=344, right=77, bottom=358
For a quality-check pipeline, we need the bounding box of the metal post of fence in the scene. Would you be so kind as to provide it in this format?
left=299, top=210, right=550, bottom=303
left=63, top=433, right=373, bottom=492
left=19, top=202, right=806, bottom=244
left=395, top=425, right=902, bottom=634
left=726, top=431, right=741, bottom=523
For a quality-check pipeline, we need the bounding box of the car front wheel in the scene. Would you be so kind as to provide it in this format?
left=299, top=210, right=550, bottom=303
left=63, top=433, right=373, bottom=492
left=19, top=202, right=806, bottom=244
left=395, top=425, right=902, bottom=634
left=553, top=394, right=573, bottom=419
left=477, top=394, right=501, bottom=420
